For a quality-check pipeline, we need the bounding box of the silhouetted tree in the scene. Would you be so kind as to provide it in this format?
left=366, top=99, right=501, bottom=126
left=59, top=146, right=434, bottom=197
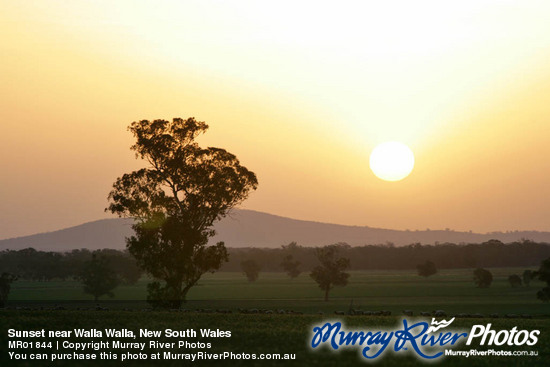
left=63, top=249, right=93, bottom=280
left=97, top=250, right=142, bottom=285
left=282, top=241, right=299, bottom=251
left=241, top=259, right=261, bottom=282
left=281, top=255, right=301, bottom=279
left=508, top=274, right=522, bottom=287
left=0, top=273, right=17, bottom=308
left=81, top=254, right=119, bottom=301
left=310, top=245, right=350, bottom=301
left=535, top=258, right=550, bottom=302
left=473, top=268, right=493, bottom=288
left=537, top=287, right=550, bottom=302
left=523, top=270, right=533, bottom=287
left=417, top=260, right=437, bottom=277
left=535, top=258, right=550, bottom=284
left=107, top=118, right=257, bottom=308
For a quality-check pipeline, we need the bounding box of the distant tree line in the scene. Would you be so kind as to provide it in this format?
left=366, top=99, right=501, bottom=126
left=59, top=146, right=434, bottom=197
left=0, top=248, right=141, bottom=284
left=3, top=241, right=550, bottom=304
left=224, top=239, right=550, bottom=271
left=1, top=239, right=549, bottom=278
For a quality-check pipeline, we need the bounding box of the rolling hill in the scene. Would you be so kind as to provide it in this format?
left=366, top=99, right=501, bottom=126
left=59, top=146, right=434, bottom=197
left=0, top=209, right=549, bottom=251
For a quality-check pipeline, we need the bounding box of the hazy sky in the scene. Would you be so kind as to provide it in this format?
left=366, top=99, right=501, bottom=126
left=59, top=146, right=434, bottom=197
left=2, top=1, right=550, bottom=239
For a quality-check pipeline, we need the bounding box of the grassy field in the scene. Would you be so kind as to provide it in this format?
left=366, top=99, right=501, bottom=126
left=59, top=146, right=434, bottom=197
left=8, top=268, right=549, bottom=316
left=2, top=268, right=550, bottom=366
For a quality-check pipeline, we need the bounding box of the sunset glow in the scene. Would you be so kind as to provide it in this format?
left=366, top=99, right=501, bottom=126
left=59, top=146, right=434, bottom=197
left=2, top=1, right=550, bottom=237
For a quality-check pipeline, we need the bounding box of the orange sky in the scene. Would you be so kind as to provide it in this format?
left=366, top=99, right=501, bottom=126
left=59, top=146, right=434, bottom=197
left=2, top=1, right=550, bottom=239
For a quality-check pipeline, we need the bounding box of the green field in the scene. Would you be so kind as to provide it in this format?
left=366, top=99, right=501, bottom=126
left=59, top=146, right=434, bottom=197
left=3, top=268, right=550, bottom=366
left=7, top=268, right=549, bottom=316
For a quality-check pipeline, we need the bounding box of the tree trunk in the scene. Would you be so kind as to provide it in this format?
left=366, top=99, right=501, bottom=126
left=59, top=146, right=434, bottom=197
left=324, top=288, right=329, bottom=302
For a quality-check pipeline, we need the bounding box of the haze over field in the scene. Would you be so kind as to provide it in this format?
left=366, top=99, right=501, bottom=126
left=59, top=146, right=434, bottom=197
left=2, top=1, right=550, bottom=239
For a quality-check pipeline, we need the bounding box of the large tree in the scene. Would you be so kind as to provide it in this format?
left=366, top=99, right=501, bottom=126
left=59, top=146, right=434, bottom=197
left=310, top=245, right=350, bottom=301
left=107, top=118, right=257, bottom=308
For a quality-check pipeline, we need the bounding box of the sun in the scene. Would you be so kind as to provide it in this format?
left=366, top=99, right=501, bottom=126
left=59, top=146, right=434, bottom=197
left=369, top=141, right=415, bottom=181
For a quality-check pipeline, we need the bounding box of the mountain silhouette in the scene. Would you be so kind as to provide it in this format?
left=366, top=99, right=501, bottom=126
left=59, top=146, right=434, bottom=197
left=0, top=209, right=549, bottom=251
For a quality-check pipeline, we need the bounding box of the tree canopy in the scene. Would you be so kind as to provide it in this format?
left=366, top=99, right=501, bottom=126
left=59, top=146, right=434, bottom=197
left=0, top=273, right=17, bottom=308
left=507, top=274, right=522, bottom=287
left=535, top=257, right=550, bottom=302
left=241, top=259, right=261, bottom=282
left=416, top=260, right=437, bottom=277
left=523, top=270, right=533, bottom=287
left=535, top=258, right=550, bottom=285
left=107, top=118, right=258, bottom=308
left=310, top=244, right=350, bottom=301
left=81, top=253, right=119, bottom=302
left=473, top=268, right=493, bottom=288
left=281, top=254, right=301, bottom=279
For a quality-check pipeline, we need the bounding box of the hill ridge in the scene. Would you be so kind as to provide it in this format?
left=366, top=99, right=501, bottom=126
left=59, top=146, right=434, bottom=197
left=1, top=209, right=549, bottom=251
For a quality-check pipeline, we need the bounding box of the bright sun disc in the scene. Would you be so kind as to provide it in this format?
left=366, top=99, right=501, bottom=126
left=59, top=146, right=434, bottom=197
left=369, top=141, right=415, bottom=181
